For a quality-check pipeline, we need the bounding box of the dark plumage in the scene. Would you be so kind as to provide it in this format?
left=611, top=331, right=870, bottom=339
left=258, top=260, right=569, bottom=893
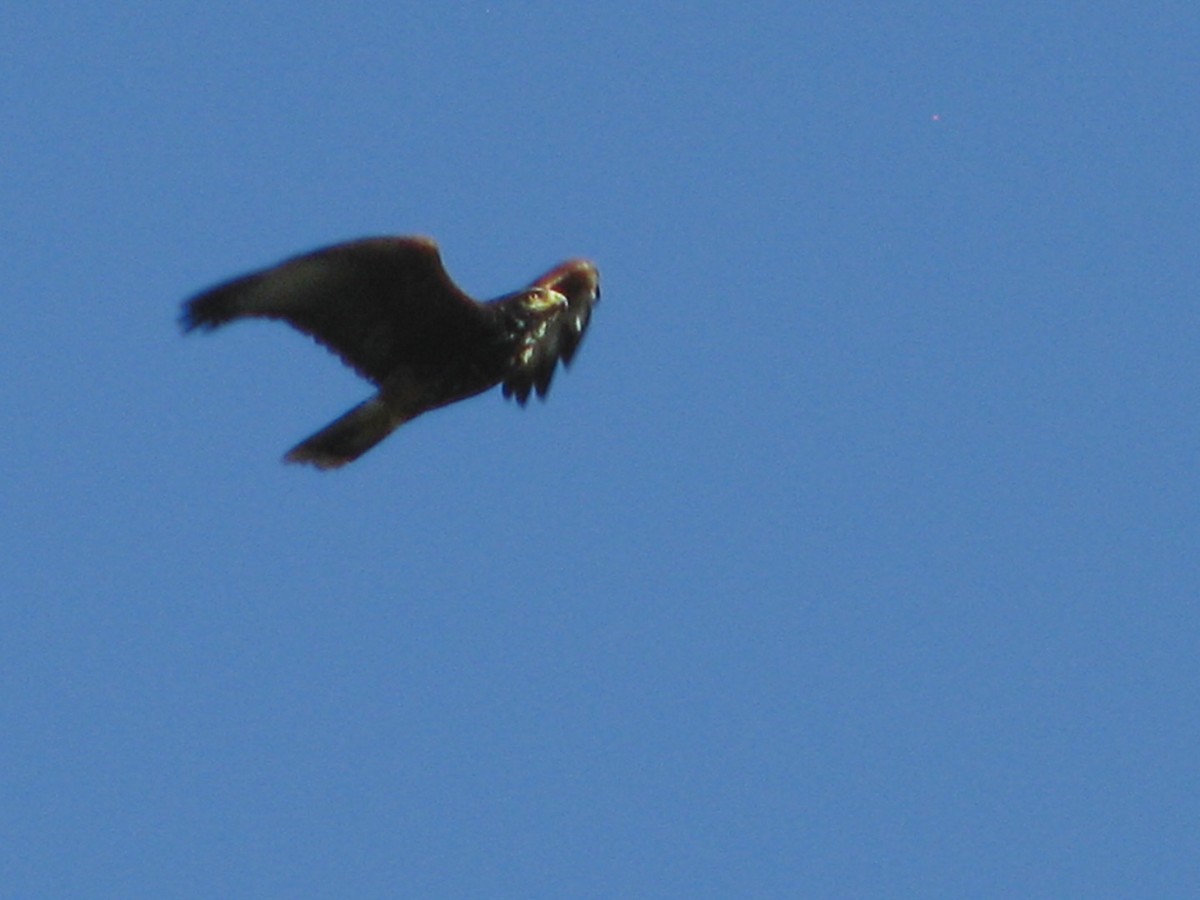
left=181, top=236, right=599, bottom=469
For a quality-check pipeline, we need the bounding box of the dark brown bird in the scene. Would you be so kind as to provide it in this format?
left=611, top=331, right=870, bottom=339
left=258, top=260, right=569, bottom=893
left=181, top=236, right=599, bottom=469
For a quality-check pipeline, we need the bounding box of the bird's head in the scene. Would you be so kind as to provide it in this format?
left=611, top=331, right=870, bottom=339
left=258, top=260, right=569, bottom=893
left=519, top=285, right=570, bottom=319
left=496, top=286, right=566, bottom=340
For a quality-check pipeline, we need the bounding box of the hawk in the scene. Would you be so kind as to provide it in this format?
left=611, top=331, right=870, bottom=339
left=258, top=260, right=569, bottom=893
left=181, top=236, right=599, bottom=469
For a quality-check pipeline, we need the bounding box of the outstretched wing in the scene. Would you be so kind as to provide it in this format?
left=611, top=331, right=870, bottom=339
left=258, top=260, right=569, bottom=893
left=502, top=260, right=600, bottom=405
left=180, top=237, right=487, bottom=384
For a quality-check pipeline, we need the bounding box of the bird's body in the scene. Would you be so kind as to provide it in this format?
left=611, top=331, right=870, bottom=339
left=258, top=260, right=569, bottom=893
left=181, top=236, right=599, bottom=469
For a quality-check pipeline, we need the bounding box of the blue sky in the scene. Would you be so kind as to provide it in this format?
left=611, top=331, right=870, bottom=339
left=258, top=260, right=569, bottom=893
left=3, top=2, right=1198, bottom=896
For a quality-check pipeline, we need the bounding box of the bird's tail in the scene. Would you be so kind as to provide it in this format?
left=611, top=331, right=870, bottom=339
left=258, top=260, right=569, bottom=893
left=284, top=394, right=406, bottom=470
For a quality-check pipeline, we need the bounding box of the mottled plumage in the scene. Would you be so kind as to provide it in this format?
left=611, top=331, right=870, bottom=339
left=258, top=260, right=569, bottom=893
left=181, top=236, right=599, bottom=469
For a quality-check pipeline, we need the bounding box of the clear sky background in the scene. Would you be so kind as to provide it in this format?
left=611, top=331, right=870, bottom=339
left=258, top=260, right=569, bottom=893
left=3, top=3, right=1197, bottom=897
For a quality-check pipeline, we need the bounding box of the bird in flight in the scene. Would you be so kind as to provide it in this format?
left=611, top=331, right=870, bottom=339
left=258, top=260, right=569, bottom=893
left=181, top=236, right=599, bottom=469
